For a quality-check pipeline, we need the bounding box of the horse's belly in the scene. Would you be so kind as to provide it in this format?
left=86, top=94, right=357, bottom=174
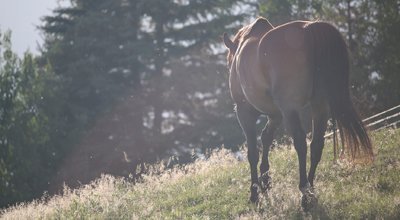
left=241, top=83, right=276, bottom=114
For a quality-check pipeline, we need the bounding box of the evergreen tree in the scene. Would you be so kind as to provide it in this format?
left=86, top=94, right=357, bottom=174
left=369, top=0, right=400, bottom=111
left=139, top=0, right=250, bottom=139
left=40, top=0, right=254, bottom=191
left=258, top=0, right=323, bottom=24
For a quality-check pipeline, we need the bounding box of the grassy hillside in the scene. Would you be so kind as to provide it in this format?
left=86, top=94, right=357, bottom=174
left=1, top=128, right=400, bottom=219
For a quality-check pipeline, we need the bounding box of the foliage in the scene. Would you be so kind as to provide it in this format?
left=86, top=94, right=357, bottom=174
left=2, top=128, right=400, bottom=219
left=368, top=0, right=400, bottom=112
left=0, top=30, right=60, bottom=207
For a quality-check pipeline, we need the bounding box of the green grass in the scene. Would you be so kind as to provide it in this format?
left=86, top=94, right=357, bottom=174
left=2, top=128, right=400, bottom=219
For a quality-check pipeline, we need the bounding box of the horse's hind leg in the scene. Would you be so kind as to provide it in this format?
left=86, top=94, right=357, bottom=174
left=259, top=113, right=282, bottom=192
left=283, top=110, right=309, bottom=190
left=308, top=104, right=328, bottom=187
left=283, top=110, right=315, bottom=210
left=236, top=103, right=261, bottom=203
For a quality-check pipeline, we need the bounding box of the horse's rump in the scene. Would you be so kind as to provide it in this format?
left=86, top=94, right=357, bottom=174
left=258, top=21, right=313, bottom=111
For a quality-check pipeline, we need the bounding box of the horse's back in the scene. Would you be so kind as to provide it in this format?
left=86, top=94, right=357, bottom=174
left=259, top=21, right=313, bottom=111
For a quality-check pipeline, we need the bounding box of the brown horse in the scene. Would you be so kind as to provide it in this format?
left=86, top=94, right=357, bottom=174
left=223, top=17, right=373, bottom=207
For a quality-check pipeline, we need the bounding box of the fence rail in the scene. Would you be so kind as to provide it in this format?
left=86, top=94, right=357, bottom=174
left=325, top=104, right=400, bottom=138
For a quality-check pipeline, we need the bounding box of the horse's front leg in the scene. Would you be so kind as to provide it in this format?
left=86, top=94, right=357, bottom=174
left=259, top=113, right=282, bottom=192
left=236, top=103, right=260, bottom=203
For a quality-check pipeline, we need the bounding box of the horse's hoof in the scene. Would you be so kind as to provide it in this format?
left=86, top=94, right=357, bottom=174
left=259, top=173, right=272, bottom=193
left=249, top=184, right=260, bottom=203
left=249, top=195, right=259, bottom=203
left=301, top=193, right=317, bottom=212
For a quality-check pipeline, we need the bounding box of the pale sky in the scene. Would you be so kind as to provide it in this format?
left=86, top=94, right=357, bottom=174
left=0, top=0, right=70, bottom=56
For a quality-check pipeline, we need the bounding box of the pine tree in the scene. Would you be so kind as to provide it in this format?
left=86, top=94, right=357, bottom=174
left=40, top=0, right=254, bottom=191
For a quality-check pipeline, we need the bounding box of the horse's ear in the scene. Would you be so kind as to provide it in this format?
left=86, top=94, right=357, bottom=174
left=223, top=33, right=235, bottom=50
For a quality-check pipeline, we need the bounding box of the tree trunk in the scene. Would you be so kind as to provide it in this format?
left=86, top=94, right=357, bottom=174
left=152, top=18, right=166, bottom=137
left=346, top=0, right=354, bottom=51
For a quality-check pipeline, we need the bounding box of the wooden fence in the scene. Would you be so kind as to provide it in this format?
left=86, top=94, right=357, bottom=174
left=325, top=104, right=400, bottom=138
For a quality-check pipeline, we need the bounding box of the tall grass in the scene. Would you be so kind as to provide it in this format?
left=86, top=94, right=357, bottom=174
left=1, top=128, right=400, bottom=219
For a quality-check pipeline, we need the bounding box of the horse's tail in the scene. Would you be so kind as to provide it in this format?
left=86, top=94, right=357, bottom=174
left=304, top=21, right=373, bottom=159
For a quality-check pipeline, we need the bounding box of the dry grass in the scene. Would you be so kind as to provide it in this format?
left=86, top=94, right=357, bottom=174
left=1, top=128, right=400, bottom=219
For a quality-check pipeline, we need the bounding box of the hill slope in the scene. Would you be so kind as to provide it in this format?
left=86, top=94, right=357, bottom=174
left=1, top=129, right=400, bottom=219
